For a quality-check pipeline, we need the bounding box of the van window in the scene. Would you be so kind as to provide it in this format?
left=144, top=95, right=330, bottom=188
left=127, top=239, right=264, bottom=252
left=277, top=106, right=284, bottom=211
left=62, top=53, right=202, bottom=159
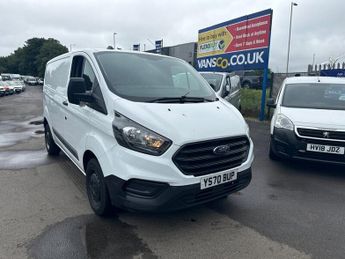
left=200, top=73, right=223, bottom=92
left=45, top=57, right=70, bottom=91
left=83, top=60, right=96, bottom=91
left=95, top=52, right=216, bottom=102
left=282, top=83, right=345, bottom=110
left=69, top=55, right=107, bottom=114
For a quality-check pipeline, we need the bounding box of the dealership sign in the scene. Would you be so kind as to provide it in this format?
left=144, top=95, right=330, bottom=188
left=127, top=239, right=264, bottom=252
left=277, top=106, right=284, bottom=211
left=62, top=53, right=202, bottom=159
left=196, top=9, right=273, bottom=72
left=320, top=69, right=345, bottom=77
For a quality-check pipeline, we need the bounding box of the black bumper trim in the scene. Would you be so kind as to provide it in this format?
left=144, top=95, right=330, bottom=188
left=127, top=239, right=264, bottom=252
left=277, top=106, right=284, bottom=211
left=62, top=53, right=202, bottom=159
left=271, top=128, right=345, bottom=164
left=105, top=168, right=252, bottom=212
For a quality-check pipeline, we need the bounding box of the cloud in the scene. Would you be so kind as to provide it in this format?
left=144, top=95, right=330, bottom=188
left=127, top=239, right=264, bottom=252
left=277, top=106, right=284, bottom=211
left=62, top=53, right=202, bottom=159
left=1, top=0, right=345, bottom=72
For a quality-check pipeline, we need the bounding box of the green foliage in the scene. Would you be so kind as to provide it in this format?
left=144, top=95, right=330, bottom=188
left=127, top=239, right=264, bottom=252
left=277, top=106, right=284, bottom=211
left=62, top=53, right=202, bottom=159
left=0, top=37, right=68, bottom=77
left=240, top=88, right=270, bottom=118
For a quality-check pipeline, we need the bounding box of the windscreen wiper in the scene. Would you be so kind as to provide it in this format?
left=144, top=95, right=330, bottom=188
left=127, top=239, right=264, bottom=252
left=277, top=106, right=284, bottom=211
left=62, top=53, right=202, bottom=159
left=150, top=96, right=217, bottom=103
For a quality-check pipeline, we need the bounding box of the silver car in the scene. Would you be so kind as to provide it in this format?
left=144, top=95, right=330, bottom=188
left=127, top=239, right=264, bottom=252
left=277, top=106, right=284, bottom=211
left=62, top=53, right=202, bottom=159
left=200, top=72, right=241, bottom=110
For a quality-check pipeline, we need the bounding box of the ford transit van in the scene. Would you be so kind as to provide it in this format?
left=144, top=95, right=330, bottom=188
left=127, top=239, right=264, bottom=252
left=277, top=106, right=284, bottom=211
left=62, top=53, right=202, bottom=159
left=43, top=50, right=254, bottom=215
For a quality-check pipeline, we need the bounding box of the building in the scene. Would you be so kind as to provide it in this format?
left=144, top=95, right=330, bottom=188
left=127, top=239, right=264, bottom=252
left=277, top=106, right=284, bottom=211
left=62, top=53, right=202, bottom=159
left=146, top=42, right=197, bottom=66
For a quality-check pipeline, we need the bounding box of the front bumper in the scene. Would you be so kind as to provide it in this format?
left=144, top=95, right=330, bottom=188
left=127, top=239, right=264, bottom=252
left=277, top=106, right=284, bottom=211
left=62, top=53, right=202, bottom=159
left=271, top=128, right=345, bottom=164
left=105, top=167, right=252, bottom=212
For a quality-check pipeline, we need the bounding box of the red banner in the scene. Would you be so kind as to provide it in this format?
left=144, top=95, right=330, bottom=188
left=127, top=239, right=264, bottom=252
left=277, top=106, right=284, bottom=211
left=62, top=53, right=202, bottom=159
left=225, top=14, right=271, bottom=53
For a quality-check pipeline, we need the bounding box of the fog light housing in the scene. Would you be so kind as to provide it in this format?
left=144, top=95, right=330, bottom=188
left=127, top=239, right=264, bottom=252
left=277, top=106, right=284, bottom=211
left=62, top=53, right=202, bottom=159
left=124, top=179, right=168, bottom=198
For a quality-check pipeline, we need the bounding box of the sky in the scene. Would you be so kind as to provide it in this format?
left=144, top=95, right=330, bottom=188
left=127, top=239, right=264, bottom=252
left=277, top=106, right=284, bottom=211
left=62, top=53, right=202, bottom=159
left=1, top=0, right=345, bottom=72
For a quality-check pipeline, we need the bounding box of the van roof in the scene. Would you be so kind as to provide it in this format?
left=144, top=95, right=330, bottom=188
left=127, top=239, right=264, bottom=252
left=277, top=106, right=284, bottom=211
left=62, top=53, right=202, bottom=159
left=47, top=48, right=179, bottom=64
left=284, top=76, right=345, bottom=84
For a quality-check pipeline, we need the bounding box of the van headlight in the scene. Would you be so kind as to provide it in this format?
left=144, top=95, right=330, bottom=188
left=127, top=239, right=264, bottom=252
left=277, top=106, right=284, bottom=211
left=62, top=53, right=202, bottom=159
left=112, top=112, right=172, bottom=156
left=275, top=114, right=294, bottom=131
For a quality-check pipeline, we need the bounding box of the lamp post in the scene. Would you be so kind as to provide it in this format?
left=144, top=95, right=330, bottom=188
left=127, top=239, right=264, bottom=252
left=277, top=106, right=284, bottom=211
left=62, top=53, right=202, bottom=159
left=113, top=32, right=117, bottom=49
left=286, top=2, right=298, bottom=74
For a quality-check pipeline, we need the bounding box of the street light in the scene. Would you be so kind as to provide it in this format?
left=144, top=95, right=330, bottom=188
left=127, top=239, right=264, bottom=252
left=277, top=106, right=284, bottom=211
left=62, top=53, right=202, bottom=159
left=113, top=32, right=117, bottom=49
left=286, top=2, right=298, bottom=74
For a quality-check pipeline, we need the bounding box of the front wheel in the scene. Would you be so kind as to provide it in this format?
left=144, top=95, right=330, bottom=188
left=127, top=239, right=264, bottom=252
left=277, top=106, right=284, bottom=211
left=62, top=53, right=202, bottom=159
left=86, top=159, right=112, bottom=216
left=243, top=81, right=251, bottom=88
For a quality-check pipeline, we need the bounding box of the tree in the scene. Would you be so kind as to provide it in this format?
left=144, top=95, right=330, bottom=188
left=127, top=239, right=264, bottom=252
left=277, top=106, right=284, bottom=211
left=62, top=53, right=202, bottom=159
left=36, top=38, right=68, bottom=77
left=0, top=37, right=68, bottom=77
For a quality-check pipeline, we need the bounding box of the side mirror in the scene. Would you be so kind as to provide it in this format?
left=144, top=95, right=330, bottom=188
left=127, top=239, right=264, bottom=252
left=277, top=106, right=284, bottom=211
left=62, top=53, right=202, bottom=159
left=67, top=77, right=94, bottom=105
left=266, top=98, right=276, bottom=108
left=222, top=84, right=230, bottom=97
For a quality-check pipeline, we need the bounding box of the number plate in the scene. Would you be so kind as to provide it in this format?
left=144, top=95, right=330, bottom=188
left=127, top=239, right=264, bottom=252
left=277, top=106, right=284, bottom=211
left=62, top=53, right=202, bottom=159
left=200, top=170, right=237, bottom=190
left=306, top=144, right=345, bottom=155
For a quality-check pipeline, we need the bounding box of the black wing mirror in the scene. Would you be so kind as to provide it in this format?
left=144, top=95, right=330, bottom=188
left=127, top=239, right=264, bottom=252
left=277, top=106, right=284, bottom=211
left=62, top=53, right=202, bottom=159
left=67, top=77, right=94, bottom=105
left=266, top=98, right=276, bottom=108
left=222, top=84, right=230, bottom=97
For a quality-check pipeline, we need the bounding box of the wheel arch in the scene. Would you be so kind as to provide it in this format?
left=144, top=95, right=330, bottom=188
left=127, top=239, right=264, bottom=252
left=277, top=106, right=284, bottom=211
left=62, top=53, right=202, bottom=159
left=84, top=134, right=116, bottom=177
left=83, top=150, right=98, bottom=174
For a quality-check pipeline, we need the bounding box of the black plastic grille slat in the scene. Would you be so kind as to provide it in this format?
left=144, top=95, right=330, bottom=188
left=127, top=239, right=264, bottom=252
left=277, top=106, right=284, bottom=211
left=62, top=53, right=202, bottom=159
left=179, top=140, right=248, bottom=155
left=297, top=128, right=345, bottom=141
left=173, top=136, right=250, bottom=176
left=174, top=146, right=248, bottom=162
left=178, top=152, right=247, bottom=170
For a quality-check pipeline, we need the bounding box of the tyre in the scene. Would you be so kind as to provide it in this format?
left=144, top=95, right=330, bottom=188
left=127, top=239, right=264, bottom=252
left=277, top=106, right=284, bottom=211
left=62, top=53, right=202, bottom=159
left=269, top=141, right=280, bottom=161
left=44, top=123, right=60, bottom=156
left=243, top=81, right=251, bottom=88
left=86, top=158, right=112, bottom=216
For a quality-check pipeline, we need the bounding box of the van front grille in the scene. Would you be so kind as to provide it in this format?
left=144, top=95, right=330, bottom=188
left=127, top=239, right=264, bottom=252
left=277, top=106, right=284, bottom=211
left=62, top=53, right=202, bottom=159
left=297, top=128, right=345, bottom=141
left=173, top=136, right=250, bottom=176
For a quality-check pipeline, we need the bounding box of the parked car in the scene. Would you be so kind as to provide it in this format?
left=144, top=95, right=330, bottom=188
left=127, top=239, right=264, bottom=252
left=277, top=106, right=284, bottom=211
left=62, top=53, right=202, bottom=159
left=1, top=74, right=11, bottom=81
left=25, top=77, right=37, bottom=85
left=236, top=70, right=262, bottom=89
left=37, top=78, right=44, bottom=85
left=43, top=50, right=254, bottom=215
left=0, top=85, right=5, bottom=96
left=0, top=81, right=14, bottom=95
left=15, top=79, right=26, bottom=92
left=267, top=76, right=345, bottom=164
left=200, top=72, right=241, bottom=110
left=8, top=81, right=23, bottom=93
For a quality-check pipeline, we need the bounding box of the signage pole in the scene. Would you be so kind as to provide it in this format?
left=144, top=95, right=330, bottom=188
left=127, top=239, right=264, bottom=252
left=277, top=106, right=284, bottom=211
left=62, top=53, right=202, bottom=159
left=259, top=10, right=273, bottom=121
left=259, top=68, right=268, bottom=121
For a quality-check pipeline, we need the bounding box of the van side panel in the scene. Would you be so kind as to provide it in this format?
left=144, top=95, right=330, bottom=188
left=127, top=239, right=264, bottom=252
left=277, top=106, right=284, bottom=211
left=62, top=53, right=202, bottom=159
left=43, top=57, right=71, bottom=143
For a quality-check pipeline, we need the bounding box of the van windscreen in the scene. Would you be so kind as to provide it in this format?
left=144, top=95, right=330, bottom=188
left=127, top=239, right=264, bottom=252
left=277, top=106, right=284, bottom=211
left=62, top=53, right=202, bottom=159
left=95, top=52, right=216, bottom=102
left=282, top=83, right=345, bottom=110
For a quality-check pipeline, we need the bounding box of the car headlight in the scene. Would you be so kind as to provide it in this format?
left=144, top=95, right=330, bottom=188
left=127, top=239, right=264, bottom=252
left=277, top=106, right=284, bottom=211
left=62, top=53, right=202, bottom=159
left=275, top=114, right=294, bottom=131
left=112, top=112, right=172, bottom=156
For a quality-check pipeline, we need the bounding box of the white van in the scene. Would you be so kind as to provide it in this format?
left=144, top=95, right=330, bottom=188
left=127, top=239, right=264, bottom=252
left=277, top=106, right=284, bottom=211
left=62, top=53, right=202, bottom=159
left=200, top=72, right=241, bottom=110
left=268, top=76, right=345, bottom=164
left=43, top=50, right=254, bottom=215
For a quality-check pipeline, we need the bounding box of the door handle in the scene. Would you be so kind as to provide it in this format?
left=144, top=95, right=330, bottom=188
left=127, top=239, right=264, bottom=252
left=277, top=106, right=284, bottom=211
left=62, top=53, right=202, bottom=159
left=62, top=100, right=68, bottom=106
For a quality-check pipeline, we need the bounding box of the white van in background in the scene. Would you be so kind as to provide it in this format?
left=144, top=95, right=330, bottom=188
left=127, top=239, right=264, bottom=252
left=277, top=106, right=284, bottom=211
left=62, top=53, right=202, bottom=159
left=200, top=72, right=241, bottom=110
left=268, top=76, right=345, bottom=164
left=43, top=50, right=254, bottom=215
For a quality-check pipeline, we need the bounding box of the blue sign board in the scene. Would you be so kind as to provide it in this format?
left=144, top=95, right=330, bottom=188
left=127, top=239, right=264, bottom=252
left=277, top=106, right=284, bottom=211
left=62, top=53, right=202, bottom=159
left=133, top=44, right=140, bottom=51
left=320, top=69, right=345, bottom=77
left=155, top=40, right=163, bottom=50
left=196, top=9, right=273, bottom=72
